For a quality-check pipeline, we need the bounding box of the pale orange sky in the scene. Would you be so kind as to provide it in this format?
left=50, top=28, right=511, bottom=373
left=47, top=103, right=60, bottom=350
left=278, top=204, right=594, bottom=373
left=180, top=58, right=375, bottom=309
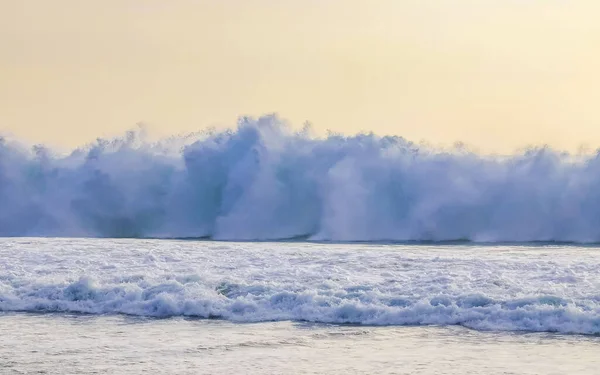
left=1, top=0, right=599, bottom=152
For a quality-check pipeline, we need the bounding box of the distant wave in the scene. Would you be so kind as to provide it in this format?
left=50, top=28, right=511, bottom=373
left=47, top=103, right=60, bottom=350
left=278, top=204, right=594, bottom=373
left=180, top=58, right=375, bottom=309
left=3, top=114, right=600, bottom=242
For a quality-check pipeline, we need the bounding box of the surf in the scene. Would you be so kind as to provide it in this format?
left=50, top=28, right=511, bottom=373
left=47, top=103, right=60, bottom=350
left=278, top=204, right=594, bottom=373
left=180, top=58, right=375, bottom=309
left=2, top=114, right=600, bottom=242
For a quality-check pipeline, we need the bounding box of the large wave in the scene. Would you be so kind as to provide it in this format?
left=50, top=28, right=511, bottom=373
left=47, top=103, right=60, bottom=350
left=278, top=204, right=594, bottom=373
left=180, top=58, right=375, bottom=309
left=2, top=114, right=600, bottom=242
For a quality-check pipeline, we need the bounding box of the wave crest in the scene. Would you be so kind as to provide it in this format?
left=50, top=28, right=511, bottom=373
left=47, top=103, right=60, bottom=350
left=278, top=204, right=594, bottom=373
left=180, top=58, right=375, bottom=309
left=2, top=115, right=600, bottom=242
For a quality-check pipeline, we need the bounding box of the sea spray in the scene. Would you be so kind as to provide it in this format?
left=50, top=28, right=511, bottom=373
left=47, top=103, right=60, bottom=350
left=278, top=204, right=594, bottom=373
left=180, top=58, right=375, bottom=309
left=2, top=115, right=600, bottom=242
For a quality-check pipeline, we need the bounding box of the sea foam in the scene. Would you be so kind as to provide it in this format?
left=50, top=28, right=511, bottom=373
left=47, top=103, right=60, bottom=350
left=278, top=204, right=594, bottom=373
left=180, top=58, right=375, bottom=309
left=1, top=239, right=600, bottom=335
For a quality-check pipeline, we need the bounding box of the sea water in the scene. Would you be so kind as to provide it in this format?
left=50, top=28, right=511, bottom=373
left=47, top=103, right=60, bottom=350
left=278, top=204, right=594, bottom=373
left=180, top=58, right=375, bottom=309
left=2, top=117, right=600, bottom=373
left=1, top=238, right=599, bottom=374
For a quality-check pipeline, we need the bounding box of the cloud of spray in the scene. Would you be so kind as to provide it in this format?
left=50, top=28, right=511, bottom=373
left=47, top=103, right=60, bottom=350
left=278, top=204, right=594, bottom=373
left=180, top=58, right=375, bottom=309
left=1, top=114, right=600, bottom=242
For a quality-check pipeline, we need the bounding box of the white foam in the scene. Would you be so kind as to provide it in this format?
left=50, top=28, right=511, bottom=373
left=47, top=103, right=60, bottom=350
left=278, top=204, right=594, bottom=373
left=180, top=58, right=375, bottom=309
left=1, top=238, right=600, bottom=335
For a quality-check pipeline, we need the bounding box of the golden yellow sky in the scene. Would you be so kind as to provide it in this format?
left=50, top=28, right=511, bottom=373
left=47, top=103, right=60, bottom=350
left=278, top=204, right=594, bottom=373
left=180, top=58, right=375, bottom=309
left=1, top=0, right=599, bottom=152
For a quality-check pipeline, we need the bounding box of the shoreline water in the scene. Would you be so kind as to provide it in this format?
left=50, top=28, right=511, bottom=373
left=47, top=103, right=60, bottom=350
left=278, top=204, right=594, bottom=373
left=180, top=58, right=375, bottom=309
left=2, top=313, right=599, bottom=374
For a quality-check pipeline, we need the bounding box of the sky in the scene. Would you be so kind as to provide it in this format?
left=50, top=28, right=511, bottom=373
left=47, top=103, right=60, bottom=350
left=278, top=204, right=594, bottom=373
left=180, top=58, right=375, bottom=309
left=1, top=0, right=599, bottom=153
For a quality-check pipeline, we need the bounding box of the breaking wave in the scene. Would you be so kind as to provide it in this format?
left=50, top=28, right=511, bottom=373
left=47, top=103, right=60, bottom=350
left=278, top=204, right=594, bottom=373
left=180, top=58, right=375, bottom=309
left=3, top=276, right=600, bottom=335
left=2, top=237, right=600, bottom=335
left=3, top=114, right=600, bottom=242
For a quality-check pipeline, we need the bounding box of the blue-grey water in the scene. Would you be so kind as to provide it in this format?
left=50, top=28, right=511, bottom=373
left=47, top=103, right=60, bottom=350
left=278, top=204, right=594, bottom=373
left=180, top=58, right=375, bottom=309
left=2, top=315, right=599, bottom=374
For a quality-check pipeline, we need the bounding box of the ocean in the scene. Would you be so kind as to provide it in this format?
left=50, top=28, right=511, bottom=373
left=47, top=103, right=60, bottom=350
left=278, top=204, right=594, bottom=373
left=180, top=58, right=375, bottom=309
left=1, top=238, right=599, bottom=374
left=2, top=117, right=600, bottom=373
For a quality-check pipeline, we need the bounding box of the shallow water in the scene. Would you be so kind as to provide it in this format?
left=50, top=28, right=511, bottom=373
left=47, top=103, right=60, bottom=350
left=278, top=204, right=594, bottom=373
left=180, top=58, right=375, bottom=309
left=1, top=314, right=599, bottom=374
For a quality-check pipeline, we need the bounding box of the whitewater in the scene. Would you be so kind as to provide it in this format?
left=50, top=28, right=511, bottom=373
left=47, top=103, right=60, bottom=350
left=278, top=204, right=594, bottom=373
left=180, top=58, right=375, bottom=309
left=2, top=238, right=600, bottom=335
left=4, top=114, right=600, bottom=242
